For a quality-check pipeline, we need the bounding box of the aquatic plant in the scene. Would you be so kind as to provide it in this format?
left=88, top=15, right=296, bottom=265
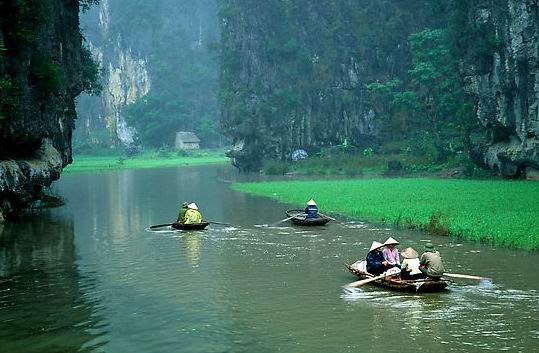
left=233, top=178, right=539, bottom=250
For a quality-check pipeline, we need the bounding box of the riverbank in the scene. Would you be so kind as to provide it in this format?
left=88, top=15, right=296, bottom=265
left=64, top=149, right=229, bottom=173
left=233, top=178, right=539, bottom=250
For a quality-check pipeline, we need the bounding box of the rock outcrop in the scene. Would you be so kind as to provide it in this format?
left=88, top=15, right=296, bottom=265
left=0, top=0, right=89, bottom=220
left=217, top=1, right=445, bottom=171
left=218, top=0, right=539, bottom=175
left=76, top=0, right=151, bottom=147
left=219, top=1, right=377, bottom=170
left=75, top=0, right=220, bottom=149
left=464, top=0, right=539, bottom=177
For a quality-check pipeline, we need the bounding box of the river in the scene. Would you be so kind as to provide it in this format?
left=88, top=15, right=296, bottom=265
left=1, top=165, right=538, bottom=353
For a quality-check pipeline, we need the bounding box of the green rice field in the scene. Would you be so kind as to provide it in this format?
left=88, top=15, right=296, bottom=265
left=64, top=150, right=228, bottom=173
left=233, top=178, right=539, bottom=250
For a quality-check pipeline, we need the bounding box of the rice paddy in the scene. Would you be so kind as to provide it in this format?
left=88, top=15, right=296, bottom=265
left=233, top=178, right=539, bottom=250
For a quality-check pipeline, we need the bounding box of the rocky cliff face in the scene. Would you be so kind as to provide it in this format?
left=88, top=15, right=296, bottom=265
left=75, top=0, right=220, bottom=149
left=0, top=0, right=89, bottom=220
left=218, top=0, right=442, bottom=171
left=219, top=1, right=539, bottom=175
left=463, top=0, right=539, bottom=177
left=76, top=0, right=151, bottom=147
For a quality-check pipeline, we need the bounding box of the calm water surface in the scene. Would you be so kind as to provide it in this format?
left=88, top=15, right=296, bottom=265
left=1, top=165, right=538, bottom=353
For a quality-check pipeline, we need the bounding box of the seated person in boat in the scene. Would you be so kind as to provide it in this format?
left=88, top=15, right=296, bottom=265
left=176, top=202, right=189, bottom=222
left=400, top=247, right=425, bottom=280
left=419, top=242, right=445, bottom=279
left=382, top=237, right=401, bottom=268
left=366, top=241, right=391, bottom=275
left=180, top=203, right=203, bottom=224
left=304, top=199, right=319, bottom=218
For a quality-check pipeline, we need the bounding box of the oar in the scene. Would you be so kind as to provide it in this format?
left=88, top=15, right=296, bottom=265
left=318, top=212, right=345, bottom=224
left=443, top=273, right=491, bottom=281
left=319, top=212, right=337, bottom=221
left=269, top=216, right=295, bottom=226
left=344, top=267, right=401, bottom=288
left=150, top=223, right=174, bottom=229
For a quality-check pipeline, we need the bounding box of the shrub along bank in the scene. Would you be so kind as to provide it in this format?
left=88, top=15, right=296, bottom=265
left=233, top=178, right=539, bottom=250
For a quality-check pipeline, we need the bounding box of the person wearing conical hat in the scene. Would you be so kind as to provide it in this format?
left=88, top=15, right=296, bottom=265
left=419, top=242, right=445, bottom=279
left=400, top=247, right=424, bottom=280
left=180, top=202, right=203, bottom=224
left=176, top=202, right=189, bottom=222
left=382, top=236, right=401, bottom=268
left=304, top=199, right=319, bottom=219
left=366, top=241, right=390, bottom=275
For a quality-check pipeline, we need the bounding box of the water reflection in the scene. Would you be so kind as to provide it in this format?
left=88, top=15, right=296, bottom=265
left=2, top=165, right=539, bottom=353
left=182, top=233, right=202, bottom=267
left=0, top=212, right=103, bottom=353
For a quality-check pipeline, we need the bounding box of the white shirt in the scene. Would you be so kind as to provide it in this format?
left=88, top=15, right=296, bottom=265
left=401, top=258, right=421, bottom=275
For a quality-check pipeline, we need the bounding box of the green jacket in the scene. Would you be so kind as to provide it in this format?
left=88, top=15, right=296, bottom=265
left=181, top=209, right=203, bottom=224
left=420, top=250, right=445, bottom=277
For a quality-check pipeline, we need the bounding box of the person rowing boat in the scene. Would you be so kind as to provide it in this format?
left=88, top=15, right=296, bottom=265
left=304, top=199, right=319, bottom=218
left=366, top=241, right=393, bottom=275
left=419, top=242, right=445, bottom=279
left=180, top=203, right=204, bottom=224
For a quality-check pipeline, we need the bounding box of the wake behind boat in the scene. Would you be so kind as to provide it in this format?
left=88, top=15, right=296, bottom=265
left=286, top=209, right=331, bottom=226
left=346, top=260, right=449, bottom=293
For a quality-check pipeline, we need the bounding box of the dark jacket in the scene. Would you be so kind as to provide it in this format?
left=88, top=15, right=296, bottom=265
left=366, top=250, right=385, bottom=275
left=304, top=205, right=319, bottom=218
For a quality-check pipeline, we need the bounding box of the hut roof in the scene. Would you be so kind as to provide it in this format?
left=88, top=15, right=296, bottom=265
left=176, top=131, right=200, bottom=143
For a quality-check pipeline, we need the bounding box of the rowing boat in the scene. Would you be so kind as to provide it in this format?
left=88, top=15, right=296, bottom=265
left=286, top=209, right=331, bottom=226
left=171, top=222, right=210, bottom=230
left=346, top=260, right=448, bottom=292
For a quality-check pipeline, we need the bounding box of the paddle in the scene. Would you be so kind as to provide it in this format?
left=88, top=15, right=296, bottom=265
left=149, top=223, right=174, bottom=229
left=443, top=273, right=491, bottom=281
left=269, top=216, right=295, bottom=226
left=318, top=212, right=346, bottom=224
left=344, top=267, right=401, bottom=288
left=319, top=212, right=337, bottom=221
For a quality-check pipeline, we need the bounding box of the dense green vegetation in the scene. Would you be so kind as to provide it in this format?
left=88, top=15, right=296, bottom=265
left=0, top=0, right=101, bottom=121
left=64, top=149, right=228, bottom=174
left=217, top=0, right=498, bottom=172
left=234, top=179, right=539, bottom=250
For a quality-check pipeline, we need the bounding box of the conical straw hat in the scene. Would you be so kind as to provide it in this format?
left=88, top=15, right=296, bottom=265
left=400, top=247, right=418, bottom=259
left=306, top=199, right=317, bottom=206
left=187, top=203, right=198, bottom=210
left=384, top=236, right=399, bottom=245
left=369, top=241, right=384, bottom=252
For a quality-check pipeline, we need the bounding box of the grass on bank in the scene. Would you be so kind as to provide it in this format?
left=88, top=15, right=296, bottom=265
left=233, top=178, right=539, bottom=250
left=64, top=149, right=228, bottom=173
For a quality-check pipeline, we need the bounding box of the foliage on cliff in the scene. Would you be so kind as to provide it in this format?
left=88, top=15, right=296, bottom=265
left=0, top=0, right=100, bottom=124
left=217, top=0, right=536, bottom=173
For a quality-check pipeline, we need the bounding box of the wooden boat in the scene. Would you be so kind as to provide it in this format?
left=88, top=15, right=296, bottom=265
left=171, top=222, right=210, bottom=230
left=346, top=260, right=449, bottom=293
left=286, top=209, right=331, bottom=226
